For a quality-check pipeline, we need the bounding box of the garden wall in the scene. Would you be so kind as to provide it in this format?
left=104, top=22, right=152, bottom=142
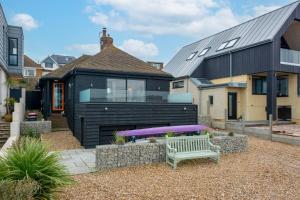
left=96, top=134, right=248, bottom=170
left=20, top=121, right=51, bottom=135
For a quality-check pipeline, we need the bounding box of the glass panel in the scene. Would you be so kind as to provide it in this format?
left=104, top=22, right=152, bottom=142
left=277, top=77, right=288, bottom=97
left=226, top=38, right=238, bottom=48
left=252, top=76, right=267, bottom=95
left=127, top=79, right=145, bottom=102
left=186, top=52, right=197, bottom=60
left=9, top=55, right=17, bottom=65
left=45, top=62, right=53, bottom=68
left=217, top=42, right=228, bottom=51
left=9, top=38, right=17, bottom=55
left=79, top=88, right=193, bottom=104
left=199, top=48, right=210, bottom=56
left=53, top=83, right=64, bottom=110
left=107, top=78, right=126, bottom=102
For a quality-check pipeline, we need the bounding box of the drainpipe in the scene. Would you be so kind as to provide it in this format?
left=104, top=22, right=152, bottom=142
left=229, top=51, right=233, bottom=82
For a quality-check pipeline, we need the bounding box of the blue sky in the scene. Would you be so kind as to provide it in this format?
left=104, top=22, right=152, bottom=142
left=1, top=0, right=293, bottom=64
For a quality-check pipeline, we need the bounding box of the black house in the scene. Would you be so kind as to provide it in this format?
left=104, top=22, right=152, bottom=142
left=40, top=29, right=197, bottom=148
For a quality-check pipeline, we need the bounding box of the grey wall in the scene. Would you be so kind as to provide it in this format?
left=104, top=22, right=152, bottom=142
left=0, top=4, right=8, bottom=70
left=0, top=4, right=24, bottom=74
left=191, top=43, right=273, bottom=79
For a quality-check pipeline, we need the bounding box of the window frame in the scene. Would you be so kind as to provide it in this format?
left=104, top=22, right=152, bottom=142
left=277, top=76, right=289, bottom=97
left=216, top=38, right=240, bottom=51
left=45, top=62, right=54, bottom=69
left=8, top=37, right=18, bottom=66
left=252, top=76, right=267, bottom=95
left=23, top=67, right=36, bottom=77
left=225, top=38, right=239, bottom=48
left=186, top=51, right=198, bottom=60
left=172, top=80, right=184, bottom=89
left=298, top=74, right=300, bottom=96
left=209, top=95, right=214, bottom=105
left=198, top=47, right=210, bottom=57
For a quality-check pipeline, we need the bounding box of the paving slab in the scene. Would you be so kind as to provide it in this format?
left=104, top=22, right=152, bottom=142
left=56, top=148, right=96, bottom=175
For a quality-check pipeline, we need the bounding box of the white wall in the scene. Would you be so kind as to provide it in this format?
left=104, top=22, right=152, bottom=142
left=0, top=69, right=8, bottom=116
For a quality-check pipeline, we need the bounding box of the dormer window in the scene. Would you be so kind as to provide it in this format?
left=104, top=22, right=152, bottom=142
left=8, top=38, right=18, bottom=66
left=186, top=51, right=198, bottom=60
left=198, top=47, right=210, bottom=57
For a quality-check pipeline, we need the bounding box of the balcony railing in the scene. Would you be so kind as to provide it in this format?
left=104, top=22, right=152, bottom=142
left=79, top=89, right=193, bottom=104
left=280, top=48, right=300, bottom=66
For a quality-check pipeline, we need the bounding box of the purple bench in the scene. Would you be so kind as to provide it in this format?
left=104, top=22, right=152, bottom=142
left=117, top=125, right=208, bottom=137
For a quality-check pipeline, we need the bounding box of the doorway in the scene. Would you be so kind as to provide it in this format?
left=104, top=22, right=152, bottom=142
left=52, top=82, right=64, bottom=111
left=228, top=92, right=237, bottom=120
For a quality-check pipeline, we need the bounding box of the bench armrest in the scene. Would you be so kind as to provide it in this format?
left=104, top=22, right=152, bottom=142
left=209, top=142, right=221, bottom=153
left=166, top=144, right=177, bottom=155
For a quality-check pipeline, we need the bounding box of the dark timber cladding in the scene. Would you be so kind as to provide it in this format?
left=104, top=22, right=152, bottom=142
left=74, top=103, right=197, bottom=148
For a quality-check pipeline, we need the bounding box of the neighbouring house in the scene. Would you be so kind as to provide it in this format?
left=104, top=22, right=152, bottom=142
left=40, top=54, right=76, bottom=73
left=40, top=28, right=197, bottom=148
left=0, top=3, right=24, bottom=116
left=164, top=1, right=300, bottom=128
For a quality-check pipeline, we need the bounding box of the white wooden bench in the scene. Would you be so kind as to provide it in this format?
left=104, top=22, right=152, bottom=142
left=166, top=135, right=221, bottom=169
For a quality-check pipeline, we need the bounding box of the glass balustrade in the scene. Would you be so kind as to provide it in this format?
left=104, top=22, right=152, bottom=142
left=79, top=88, right=193, bottom=104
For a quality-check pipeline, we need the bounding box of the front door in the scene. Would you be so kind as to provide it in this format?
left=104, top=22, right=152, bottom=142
left=228, top=92, right=237, bottom=120
left=52, top=82, right=64, bottom=111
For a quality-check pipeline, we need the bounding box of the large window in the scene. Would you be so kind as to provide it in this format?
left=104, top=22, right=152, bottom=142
left=45, top=62, right=53, bottom=68
left=277, top=76, right=288, bottom=97
left=127, top=79, right=145, bottom=102
left=8, top=38, right=18, bottom=66
left=252, top=76, right=267, bottom=95
left=23, top=68, right=36, bottom=77
left=107, top=78, right=126, bottom=102
left=172, top=81, right=184, bottom=89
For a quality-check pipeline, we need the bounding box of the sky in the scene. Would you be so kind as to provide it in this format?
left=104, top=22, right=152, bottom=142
left=1, top=0, right=294, bottom=64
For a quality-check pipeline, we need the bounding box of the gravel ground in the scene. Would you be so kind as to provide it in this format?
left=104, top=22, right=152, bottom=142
left=58, top=137, right=300, bottom=200
left=41, top=131, right=82, bottom=151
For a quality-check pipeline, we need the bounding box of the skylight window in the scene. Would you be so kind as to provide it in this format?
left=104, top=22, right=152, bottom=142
left=217, top=38, right=240, bottom=51
left=226, top=38, right=239, bottom=48
left=186, top=51, right=198, bottom=60
left=198, top=48, right=210, bottom=57
left=217, top=42, right=228, bottom=51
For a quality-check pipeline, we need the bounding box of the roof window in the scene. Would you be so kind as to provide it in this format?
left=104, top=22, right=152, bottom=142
left=217, top=42, right=228, bottom=51
left=217, top=38, right=239, bottom=51
left=226, top=38, right=239, bottom=48
left=198, top=48, right=210, bottom=57
left=186, top=51, right=198, bottom=60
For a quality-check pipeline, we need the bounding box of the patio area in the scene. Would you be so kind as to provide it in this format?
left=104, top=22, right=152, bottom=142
left=58, top=137, right=300, bottom=200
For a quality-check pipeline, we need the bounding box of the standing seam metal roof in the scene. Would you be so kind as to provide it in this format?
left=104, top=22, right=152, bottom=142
left=164, top=1, right=300, bottom=78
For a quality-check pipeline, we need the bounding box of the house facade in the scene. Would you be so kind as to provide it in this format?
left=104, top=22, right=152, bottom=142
left=0, top=4, right=24, bottom=116
left=164, top=1, right=300, bottom=128
left=40, top=29, right=197, bottom=148
left=40, top=54, right=76, bottom=72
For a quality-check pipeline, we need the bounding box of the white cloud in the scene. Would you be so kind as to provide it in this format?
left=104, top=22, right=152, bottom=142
left=119, top=39, right=159, bottom=59
left=253, top=5, right=280, bottom=17
left=87, top=0, right=283, bottom=38
left=87, top=0, right=243, bottom=37
left=67, top=43, right=99, bottom=55
left=11, top=13, right=38, bottom=30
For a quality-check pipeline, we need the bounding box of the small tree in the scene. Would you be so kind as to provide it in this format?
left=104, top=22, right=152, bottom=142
left=5, top=77, right=13, bottom=114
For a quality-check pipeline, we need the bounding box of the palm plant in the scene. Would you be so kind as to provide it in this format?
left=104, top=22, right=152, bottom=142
left=0, top=137, right=73, bottom=199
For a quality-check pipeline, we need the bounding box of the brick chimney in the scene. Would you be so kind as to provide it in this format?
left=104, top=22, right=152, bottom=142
left=100, top=28, right=113, bottom=50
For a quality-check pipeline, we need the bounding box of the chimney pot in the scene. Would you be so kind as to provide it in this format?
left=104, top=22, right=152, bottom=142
left=100, top=28, right=113, bottom=50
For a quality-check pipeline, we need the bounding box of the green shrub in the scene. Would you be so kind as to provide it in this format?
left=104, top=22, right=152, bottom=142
left=228, top=132, right=235, bottom=137
left=3, top=113, right=12, bottom=122
left=113, top=132, right=125, bottom=145
left=0, top=179, right=40, bottom=200
left=166, top=131, right=175, bottom=137
left=23, top=127, right=40, bottom=139
left=0, top=137, right=73, bottom=199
